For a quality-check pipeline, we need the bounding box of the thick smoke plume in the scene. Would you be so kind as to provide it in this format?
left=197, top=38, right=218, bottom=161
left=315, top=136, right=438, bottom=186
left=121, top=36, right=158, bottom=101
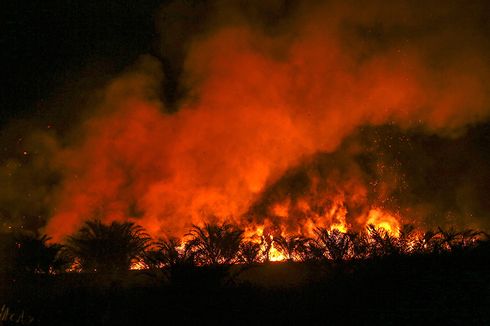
left=2, top=0, right=490, bottom=240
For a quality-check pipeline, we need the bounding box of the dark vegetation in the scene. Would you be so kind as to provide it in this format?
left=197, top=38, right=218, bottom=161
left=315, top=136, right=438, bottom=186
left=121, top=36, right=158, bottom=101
left=1, top=220, right=489, bottom=325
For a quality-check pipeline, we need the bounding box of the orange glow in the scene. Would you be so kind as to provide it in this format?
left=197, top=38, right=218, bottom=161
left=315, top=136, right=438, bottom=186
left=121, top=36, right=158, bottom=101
left=268, top=242, right=286, bottom=262
left=330, top=222, right=348, bottom=234
left=42, top=2, right=490, bottom=243
left=130, top=260, right=147, bottom=271
left=243, top=224, right=287, bottom=262
left=365, top=208, right=401, bottom=236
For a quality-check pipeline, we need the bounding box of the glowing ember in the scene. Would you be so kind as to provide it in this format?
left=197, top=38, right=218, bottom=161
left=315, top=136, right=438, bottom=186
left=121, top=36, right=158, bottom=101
left=130, top=260, right=147, bottom=271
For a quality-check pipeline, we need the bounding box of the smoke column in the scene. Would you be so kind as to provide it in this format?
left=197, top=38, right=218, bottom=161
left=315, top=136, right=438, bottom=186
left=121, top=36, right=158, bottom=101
left=5, top=0, right=488, bottom=240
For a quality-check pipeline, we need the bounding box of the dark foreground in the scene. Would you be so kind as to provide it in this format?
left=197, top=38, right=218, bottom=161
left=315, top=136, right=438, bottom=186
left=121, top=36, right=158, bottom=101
left=2, top=249, right=490, bottom=326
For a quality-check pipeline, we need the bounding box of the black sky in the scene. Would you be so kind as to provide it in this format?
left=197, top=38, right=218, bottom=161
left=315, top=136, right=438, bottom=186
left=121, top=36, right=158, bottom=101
left=1, top=0, right=163, bottom=127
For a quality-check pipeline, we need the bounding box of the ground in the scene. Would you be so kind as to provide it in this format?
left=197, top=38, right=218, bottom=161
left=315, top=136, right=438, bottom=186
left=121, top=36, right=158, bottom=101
left=1, top=249, right=490, bottom=325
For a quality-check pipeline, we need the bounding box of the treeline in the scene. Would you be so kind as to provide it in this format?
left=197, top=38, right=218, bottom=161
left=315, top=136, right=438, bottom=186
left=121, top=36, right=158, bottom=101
left=1, top=220, right=488, bottom=279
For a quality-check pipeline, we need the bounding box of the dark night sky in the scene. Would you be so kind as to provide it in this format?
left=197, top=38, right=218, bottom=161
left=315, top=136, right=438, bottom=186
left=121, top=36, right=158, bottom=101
left=1, top=0, right=162, bottom=127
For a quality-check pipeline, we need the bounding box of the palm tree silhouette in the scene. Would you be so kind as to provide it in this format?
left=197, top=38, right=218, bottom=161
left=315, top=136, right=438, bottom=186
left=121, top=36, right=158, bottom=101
left=183, top=223, right=245, bottom=286
left=347, top=230, right=370, bottom=259
left=314, top=228, right=352, bottom=262
left=367, top=224, right=400, bottom=257
left=145, top=237, right=194, bottom=269
left=66, top=219, right=150, bottom=273
left=273, top=235, right=310, bottom=261
left=1, top=231, right=68, bottom=275
left=437, top=227, right=483, bottom=252
left=397, top=224, right=416, bottom=255
left=144, top=237, right=197, bottom=285
left=238, top=241, right=262, bottom=264
left=185, top=223, right=243, bottom=265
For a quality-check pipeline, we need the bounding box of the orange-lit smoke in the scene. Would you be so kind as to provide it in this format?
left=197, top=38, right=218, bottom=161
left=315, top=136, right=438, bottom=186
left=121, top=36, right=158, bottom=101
left=45, top=1, right=490, bottom=240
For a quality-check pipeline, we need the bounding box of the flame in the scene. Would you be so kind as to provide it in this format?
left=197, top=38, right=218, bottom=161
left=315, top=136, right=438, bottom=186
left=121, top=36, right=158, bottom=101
left=244, top=224, right=287, bottom=262
left=330, top=222, right=348, bottom=233
left=41, top=2, right=490, bottom=242
left=271, top=202, right=289, bottom=218
left=130, top=260, right=147, bottom=271
left=268, top=242, right=286, bottom=262
left=365, top=208, right=401, bottom=236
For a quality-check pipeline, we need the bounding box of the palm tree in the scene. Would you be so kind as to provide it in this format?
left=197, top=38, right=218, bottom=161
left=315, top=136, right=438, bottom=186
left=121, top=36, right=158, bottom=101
left=144, top=237, right=197, bottom=285
left=185, top=223, right=244, bottom=265
left=397, top=224, right=416, bottom=255
left=347, top=230, right=371, bottom=259
left=15, top=232, right=69, bottom=274
left=238, top=241, right=262, bottom=264
left=437, top=227, right=483, bottom=252
left=180, top=223, right=245, bottom=286
left=273, top=235, right=310, bottom=261
left=458, top=229, right=484, bottom=248
left=66, top=219, right=151, bottom=273
left=314, top=228, right=352, bottom=262
left=145, top=237, right=195, bottom=269
left=1, top=231, right=69, bottom=275
left=411, top=230, right=441, bottom=254
left=437, top=227, right=461, bottom=252
left=367, top=224, right=400, bottom=257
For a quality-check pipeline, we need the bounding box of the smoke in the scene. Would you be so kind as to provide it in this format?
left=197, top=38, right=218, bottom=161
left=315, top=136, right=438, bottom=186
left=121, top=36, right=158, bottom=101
left=1, top=0, right=490, bottom=240
left=248, top=124, right=490, bottom=233
left=0, top=122, right=61, bottom=231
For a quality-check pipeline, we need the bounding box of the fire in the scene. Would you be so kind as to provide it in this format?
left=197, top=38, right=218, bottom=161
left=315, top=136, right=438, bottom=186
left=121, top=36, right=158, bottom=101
left=130, top=260, right=147, bottom=271
left=268, top=243, right=286, bottom=262
left=330, top=223, right=348, bottom=234
left=365, top=208, right=401, bottom=236
left=39, top=1, right=490, bottom=244
left=244, top=224, right=287, bottom=262
left=271, top=202, right=289, bottom=218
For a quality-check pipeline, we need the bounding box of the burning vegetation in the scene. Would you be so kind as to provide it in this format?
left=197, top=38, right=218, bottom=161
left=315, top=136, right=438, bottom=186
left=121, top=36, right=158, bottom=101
left=2, top=218, right=489, bottom=325
left=2, top=1, right=490, bottom=324
left=1, top=1, right=490, bottom=244
left=1, top=219, right=487, bottom=277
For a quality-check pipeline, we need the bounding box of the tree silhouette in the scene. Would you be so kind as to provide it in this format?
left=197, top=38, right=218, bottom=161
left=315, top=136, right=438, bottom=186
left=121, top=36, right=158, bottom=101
left=145, top=237, right=195, bottom=269
left=437, top=227, right=483, bottom=252
left=347, top=230, right=371, bottom=259
left=411, top=230, right=441, bottom=254
left=66, top=219, right=150, bottom=273
left=179, top=223, right=245, bottom=286
left=367, top=224, right=400, bottom=257
left=397, top=224, right=416, bottom=255
left=0, top=231, right=68, bottom=276
left=273, top=235, right=310, bottom=261
left=144, top=237, right=197, bottom=285
left=185, top=223, right=244, bottom=265
left=238, top=241, right=262, bottom=264
left=314, top=228, right=352, bottom=262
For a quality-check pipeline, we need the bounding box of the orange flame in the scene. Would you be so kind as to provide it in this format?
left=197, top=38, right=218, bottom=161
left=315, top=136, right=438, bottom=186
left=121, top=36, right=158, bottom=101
left=43, top=2, right=490, bottom=242
left=365, top=208, right=401, bottom=236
